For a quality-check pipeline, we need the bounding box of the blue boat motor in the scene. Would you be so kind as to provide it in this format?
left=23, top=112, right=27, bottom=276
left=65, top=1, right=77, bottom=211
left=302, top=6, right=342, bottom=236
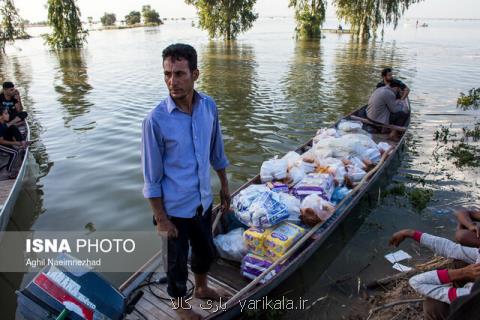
left=16, top=254, right=142, bottom=320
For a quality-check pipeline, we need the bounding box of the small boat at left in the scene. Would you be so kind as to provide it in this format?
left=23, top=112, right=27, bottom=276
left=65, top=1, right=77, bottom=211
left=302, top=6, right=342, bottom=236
left=0, top=121, right=30, bottom=232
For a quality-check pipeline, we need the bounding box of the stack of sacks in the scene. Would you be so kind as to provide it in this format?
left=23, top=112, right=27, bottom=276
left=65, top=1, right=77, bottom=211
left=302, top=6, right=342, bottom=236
left=293, top=173, right=335, bottom=201
left=260, top=158, right=288, bottom=182
left=312, top=134, right=382, bottom=164
left=241, top=253, right=284, bottom=284
left=244, top=227, right=270, bottom=256
left=300, top=194, right=336, bottom=227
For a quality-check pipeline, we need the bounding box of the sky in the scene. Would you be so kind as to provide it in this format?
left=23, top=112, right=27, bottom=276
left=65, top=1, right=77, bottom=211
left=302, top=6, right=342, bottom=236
left=14, top=0, right=480, bottom=23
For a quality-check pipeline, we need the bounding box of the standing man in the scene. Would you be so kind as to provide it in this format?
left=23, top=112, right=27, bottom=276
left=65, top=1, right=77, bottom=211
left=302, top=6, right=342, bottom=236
left=142, top=43, right=230, bottom=320
left=0, top=81, right=28, bottom=126
left=376, top=67, right=410, bottom=100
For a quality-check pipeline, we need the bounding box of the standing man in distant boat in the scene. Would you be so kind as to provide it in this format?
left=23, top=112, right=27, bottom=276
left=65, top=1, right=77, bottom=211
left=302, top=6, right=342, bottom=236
left=376, top=67, right=410, bottom=100
left=142, top=43, right=231, bottom=320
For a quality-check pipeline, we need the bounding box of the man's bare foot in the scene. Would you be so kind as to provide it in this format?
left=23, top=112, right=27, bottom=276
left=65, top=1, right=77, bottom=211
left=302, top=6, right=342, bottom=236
left=175, top=308, right=202, bottom=320
left=194, top=286, right=231, bottom=301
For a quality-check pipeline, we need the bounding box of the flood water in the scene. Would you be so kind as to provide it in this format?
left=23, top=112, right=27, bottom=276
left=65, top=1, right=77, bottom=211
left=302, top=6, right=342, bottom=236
left=1, top=17, right=480, bottom=319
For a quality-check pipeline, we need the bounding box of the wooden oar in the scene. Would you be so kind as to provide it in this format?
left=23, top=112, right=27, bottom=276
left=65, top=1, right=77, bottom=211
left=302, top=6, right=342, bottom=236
left=349, top=115, right=407, bottom=133
left=225, top=149, right=392, bottom=306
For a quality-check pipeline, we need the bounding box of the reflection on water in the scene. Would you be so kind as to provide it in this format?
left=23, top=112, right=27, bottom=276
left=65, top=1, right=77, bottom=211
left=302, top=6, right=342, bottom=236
left=0, top=18, right=479, bottom=319
left=52, top=49, right=94, bottom=128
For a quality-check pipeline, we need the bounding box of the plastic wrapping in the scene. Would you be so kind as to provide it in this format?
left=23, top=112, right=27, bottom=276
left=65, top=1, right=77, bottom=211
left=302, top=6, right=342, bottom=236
left=243, top=227, right=271, bottom=257
left=337, top=120, right=363, bottom=132
left=331, top=187, right=351, bottom=203
left=264, top=222, right=306, bottom=261
left=293, top=173, right=335, bottom=201
left=300, top=194, right=335, bottom=226
left=234, top=191, right=290, bottom=228
left=278, top=192, right=301, bottom=216
left=346, top=164, right=367, bottom=182
left=362, top=148, right=381, bottom=163
left=214, top=228, right=247, bottom=262
left=286, top=166, right=305, bottom=187
left=233, top=184, right=270, bottom=216
left=378, top=142, right=392, bottom=153
left=260, top=158, right=288, bottom=182
left=241, top=253, right=283, bottom=284
left=282, top=151, right=301, bottom=168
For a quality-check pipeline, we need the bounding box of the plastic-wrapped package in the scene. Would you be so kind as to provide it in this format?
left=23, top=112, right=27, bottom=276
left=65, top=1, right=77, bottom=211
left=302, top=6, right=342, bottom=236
left=241, top=253, right=283, bottom=284
left=341, top=133, right=377, bottom=149
left=313, top=128, right=339, bottom=143
left=362, top=148, right=381, bottom=164
left=300, top=194, right=335, bottom=226
left=243, top=192, right=290, bottom=228
left=293, top=173, right=335, bottom=201
left=243, top=227, right=271, bottom=257
left=331, top=187, right=351, bottom=203
left=233, top=184, right=270, bottom=215
left=378, top=142, right=392, bottom=153
left=278, top=192, right=301, bottom=216
left=348, top=156, right=367, bottom=170
left=282, top=151, right=301, bottom=168
left=346, top=164, right=367, bottom=182
left=286, top=166, right=305, bottom=187
left=264, top=222, right=306, bottom=261
left=316, top=157, right=347, bottom=185
left=266, top=182, right=289, bottom=193
left=337, top=120, right=363, bottom=132
left=214, top=228, right=247, bottom=262
left=260, top=158, right=288, bottom=182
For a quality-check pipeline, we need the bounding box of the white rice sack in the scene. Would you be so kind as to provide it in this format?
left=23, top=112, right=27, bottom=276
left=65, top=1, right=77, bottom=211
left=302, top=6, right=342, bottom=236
left=214, top=228, right=247, bottom=262
left=260, top=159, right=288, bottom=182
left=233, top=184, right=270, bottom=224
left=278, top=192, right=301, bottom=217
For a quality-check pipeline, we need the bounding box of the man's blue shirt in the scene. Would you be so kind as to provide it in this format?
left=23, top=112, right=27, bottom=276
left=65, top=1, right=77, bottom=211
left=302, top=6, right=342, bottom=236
left=141, top=91, right=229, bottom=218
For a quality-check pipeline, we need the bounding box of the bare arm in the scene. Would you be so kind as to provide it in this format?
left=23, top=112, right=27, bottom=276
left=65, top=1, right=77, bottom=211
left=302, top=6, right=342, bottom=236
left=216, top=168, right=230, bottom=212
left=401, top=86, right=410, bottom=100
left=0, top=137, right=21, bottom=147
left=148, top=197, right=178, bottom=238
left=455, top=209, right=480, bottom=228
left=14, top=89, right=23, bottom=112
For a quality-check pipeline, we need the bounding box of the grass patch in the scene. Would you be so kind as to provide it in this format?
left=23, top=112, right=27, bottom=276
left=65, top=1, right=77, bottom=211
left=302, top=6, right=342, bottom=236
left=446, top=143, right=480, bottom=168
left=457, top=88, right=480, bottom=110
left=434, top=125, right=456, bottom=143
left=408, top=188, right=434, bottom=212
left=462, top=122, right=480, bottom=142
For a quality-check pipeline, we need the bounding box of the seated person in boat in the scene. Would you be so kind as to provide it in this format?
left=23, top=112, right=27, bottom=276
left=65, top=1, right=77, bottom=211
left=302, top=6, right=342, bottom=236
left=0, top=81, right=28, bottom=126
left=0, top=107, right=29, bottom=177
left=376, top=67, right=410, bottom=100
left=454, top=208, right=480, bottom=248
left=142, top=43, right=231, bottom=320
left=366, top=80, right=409, bottom=139
left=390, top=229, right=480, bottom=320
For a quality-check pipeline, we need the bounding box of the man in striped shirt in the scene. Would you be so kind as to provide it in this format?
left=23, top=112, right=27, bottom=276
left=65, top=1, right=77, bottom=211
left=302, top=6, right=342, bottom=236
left=390, top=229, right=480, bottom=320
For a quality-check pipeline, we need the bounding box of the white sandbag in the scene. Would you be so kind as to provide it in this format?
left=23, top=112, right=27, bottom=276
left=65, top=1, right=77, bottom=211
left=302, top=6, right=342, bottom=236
left=214, top=228, right=247, bottom=262
left=260, top=158, right=288, bottom=182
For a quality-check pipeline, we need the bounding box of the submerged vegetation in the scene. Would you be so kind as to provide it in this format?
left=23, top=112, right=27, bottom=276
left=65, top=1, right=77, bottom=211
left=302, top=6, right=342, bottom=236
left=457, top=88, right=480, bottom=110
left=289, top=0, right=326, bottom=39
left=44, top=0, right=87, bottom=49
left=446, top=143, right=480, bottom=168
left=382, top=184, right=433, bottom=212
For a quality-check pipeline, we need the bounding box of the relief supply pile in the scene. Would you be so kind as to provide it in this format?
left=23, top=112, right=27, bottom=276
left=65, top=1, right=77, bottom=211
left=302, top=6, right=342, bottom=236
left=213, top=120, right=392, bottom=282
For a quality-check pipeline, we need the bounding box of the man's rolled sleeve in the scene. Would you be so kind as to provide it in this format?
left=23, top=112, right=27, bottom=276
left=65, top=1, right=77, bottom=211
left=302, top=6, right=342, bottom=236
left=142, top=116, right=164, bottom=198
left=210, top=106, right=229, bottom=170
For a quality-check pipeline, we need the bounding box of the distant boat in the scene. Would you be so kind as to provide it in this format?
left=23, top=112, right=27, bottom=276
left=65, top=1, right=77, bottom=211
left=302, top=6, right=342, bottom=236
left=421, top=23, right=429, bottom=27
left=0, top=122, right=30, bottom=232
left=321, top=28, right=352, bottom=34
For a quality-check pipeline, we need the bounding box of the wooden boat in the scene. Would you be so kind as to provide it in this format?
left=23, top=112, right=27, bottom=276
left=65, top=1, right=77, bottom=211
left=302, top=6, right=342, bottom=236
left=0, top=121, right=30, bottom=232
left=121, top=102, right=411, bottom=320
left=321, top=28, right=352, bottom=34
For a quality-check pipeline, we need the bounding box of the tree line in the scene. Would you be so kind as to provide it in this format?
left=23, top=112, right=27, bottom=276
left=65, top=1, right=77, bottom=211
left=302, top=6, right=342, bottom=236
left=1, top=0, right=424, bottom=51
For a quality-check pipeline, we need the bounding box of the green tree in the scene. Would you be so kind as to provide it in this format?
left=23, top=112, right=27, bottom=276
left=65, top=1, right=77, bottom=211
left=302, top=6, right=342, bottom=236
left=289, top=0, right=326, bottom=39
left=125, top=11, right=141, bottom=25
left=100, top=12, right=116, bottom=26
left=44, top=0, right=87, bottom=49
left=0, top=0, right=28, bottom=47
left=334, top=0, right=423, bottom=38
left=185, top=0, right=258, bottom=40
left=141, top=5, right=162, bottom=25
left=87, top=16, right=93, bottom=24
